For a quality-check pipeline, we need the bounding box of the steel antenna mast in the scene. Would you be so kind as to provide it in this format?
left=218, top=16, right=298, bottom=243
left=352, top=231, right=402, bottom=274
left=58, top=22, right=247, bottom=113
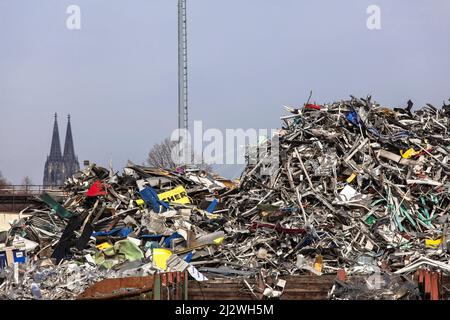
left=178, top=0, right=188, bottom=140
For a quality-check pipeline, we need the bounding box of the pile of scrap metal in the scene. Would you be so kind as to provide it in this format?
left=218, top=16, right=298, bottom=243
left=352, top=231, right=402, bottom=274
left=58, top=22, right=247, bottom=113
left=0, top=260, right=109, bottom=300
left=328, top=272, right=420, bottom=300
left=220, top=96, right=450, bottom=278
left=328, top=268, right=446, bottom=300
left=2, top=95, right=450, bottom=300
left=0, top=163, right=234, bottom=299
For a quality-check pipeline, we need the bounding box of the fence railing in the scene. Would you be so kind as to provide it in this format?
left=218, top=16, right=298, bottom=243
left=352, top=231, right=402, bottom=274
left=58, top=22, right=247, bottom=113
left=0, top=185, right=62, bottom=196
left=0, top=185, right=63, bottom=212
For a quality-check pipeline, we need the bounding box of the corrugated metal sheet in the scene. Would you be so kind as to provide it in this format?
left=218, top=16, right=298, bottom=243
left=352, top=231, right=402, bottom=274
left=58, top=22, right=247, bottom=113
left=188, top=275, right=336, bottom=300
left=77, top=272, right=188, bottom=300
left=77, top=272, right=450, bottom=300
left=441, top=275, right=450, bottom=299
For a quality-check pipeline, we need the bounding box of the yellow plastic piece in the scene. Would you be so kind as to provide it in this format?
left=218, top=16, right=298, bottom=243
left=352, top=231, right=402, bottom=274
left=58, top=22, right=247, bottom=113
left=213, top=237, right=224, bottom=245
left=346, top=173, right=357, bottom=183
left=158, top=185, right=190, bottom=205
left=425, top=238, right=442, bottom=248
left=96, top=242, right=113, bottom=250
left=314, top=254, right=323, bottom=272
left=401, top=148, right=420, bottom=159
left=152, top=248, right=173, bottom=270
left=135, top=199, right=145, bottom=206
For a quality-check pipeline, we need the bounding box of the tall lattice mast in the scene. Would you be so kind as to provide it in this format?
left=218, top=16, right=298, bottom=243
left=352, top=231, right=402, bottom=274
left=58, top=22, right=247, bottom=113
left=178, top=0, right=188, bottom=139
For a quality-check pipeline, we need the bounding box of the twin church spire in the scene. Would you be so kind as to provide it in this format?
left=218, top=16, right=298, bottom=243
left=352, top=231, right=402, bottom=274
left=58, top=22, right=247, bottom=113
left=43, top=114, right=80, bottom=186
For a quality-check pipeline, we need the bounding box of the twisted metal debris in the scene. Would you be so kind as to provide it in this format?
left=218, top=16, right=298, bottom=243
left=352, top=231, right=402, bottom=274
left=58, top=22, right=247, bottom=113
left=1, top=96, right=450, bottom=299
left=222, top=96, right=450, bottom=275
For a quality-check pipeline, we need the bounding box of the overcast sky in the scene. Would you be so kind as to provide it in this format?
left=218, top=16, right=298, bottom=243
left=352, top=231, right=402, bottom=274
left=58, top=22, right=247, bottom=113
left=1, top=0, right=449, bottom=184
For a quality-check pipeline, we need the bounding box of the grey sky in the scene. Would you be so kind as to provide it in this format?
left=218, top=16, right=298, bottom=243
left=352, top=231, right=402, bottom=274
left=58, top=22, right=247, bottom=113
left=1, top=0, right=449, bottom=184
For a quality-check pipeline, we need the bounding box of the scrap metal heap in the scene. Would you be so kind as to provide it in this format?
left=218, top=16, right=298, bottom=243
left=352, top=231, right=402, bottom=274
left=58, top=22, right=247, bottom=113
left=1, top=96, right=450, bottom=299
left=0, top=164, right=232, bottom=299
left=223, top=96, right=450, bottom=277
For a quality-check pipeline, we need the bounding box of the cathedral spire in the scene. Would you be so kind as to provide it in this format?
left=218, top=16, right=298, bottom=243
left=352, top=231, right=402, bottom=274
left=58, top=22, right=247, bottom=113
left=62, top=114, right=80, bottom=180
left=49, top=113, right=62, bottom=160
left=43, top=113, right=64, bottom=186
left=63, top=114, right=76, bottom=159
left=44, top=113, right=80, bottom=186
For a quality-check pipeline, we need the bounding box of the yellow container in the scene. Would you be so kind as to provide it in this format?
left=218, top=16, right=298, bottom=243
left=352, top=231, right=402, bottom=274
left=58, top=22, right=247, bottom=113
left=152, top=248, right=172, bottom=270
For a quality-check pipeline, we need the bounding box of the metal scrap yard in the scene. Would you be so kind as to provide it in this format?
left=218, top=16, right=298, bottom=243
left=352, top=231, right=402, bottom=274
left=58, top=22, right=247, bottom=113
left=1, top=1, right=450, bottom=309
left=2, top=97, right=450, bottom=300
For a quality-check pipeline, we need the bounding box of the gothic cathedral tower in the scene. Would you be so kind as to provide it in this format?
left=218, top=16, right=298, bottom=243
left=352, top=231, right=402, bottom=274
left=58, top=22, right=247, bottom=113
left=62, top=114, right=80, bottom=181
left=43, top=114, right=80, bottom=186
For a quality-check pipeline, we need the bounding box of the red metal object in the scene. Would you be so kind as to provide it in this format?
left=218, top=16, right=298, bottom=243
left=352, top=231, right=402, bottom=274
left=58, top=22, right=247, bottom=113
left=86, top=180, right=107, bottom=197
left=414, top=148, right=433, bottom=158
left=424, top=271, right=431, bottom=299
left=416, top=269, right=441, bottom=300
left=176, top=272, right=181, bottom=300
left=304, top=104, right=321, bottom=110
left=431, top=272, right=440, bottom=300
left=337, top=268, right=346, bottom=282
